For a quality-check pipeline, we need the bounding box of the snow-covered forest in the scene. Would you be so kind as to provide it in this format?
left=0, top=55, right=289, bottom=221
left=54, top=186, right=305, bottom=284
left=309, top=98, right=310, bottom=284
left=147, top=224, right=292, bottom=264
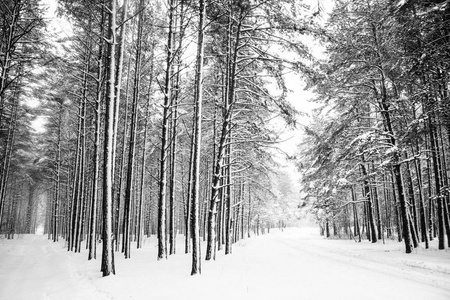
left=1, top=0, right=450, bottom=298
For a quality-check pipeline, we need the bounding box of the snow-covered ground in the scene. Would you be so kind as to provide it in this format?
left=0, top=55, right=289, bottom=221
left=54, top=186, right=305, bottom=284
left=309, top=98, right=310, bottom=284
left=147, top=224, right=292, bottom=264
left=1, top=228, right=449, bottom=300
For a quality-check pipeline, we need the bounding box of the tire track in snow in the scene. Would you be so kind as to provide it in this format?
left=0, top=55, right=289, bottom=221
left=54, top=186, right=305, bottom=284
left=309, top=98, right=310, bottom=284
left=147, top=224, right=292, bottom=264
left=267, top=230, right=450, bottom=299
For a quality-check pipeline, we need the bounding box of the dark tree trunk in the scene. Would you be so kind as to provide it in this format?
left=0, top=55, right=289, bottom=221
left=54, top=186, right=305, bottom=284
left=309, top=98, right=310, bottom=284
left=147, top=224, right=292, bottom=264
left=157, top=0, right=176, bottom=260
left=360, top=163, right=377, bottom=243
left=101, top=0, right=117, bottom=276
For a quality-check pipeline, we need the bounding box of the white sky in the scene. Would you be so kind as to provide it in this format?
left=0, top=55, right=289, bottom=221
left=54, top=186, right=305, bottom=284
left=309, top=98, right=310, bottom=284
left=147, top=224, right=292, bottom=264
left=274, top=0, right=334, bottom=159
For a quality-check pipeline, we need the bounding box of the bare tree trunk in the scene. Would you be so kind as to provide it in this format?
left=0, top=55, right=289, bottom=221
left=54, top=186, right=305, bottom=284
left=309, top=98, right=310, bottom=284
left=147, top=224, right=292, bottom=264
left=351, top=186, right=361, bottom=242
left=69, top=45, right=91, bottom=252
left=405, top=156, right=419, bottom=247
left=383, top=173, right=392, bottom=238
left=88, top=12, right=105, bottom=259
left=225, top=130, right=233, bottom=254
left=190, top=0, right=206, bottom=275
left=157, top=0, right=176, bottom=260
left=429, top=116, right=446, bottom=250
left=53, top=102, right=63, bottom=242
left=185, top=116, right=195, bottom=254
left=111, top=0, right=129, bottom=185
left=122, top=0, right=144, bottom=259
left=369, top=163, right=382, bottom=240
left=247, top=184, right=251, bottom=238
left=115, top=56, right=132, bottom=252
left=206, top=7, right=242, bottom=260
left=360, top=163, right=377, bottom=243
left=101, top=0, right=117, bottom=276
left=137, top=36, right=155, bottom=249
left=75, top=77, right=88, bottom=253
left=169, top=1, right=184, bottom=253
left=412, top=147, right=429, bottom=248
left=0, top=93, right=18, bottom=232
left=69, top=105, right=81, bottom=250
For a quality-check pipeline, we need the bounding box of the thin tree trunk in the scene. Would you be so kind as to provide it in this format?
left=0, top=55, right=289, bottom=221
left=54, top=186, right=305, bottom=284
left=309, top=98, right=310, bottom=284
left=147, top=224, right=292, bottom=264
left=351, top=186, right=361, bottom=242
left=225, top=130, right=233, bottom=254
left=115, top=56, right=132, bottom=252
left=157, top=0, right=176, bottom=260
left=53, top=102, right=63, bottom=242
left=75, top=80, right=88, bottom=253
left=137, top=38, right=155, bottom=249
left=88, top=13, right=105, bottom=259
left=360, top=163, right=377, bottom=243
left=122, top=0, right=144, bottom=259
left=372, top=170, right=382, bottom=240
left=429, top=116, right=445, bottom=250
left=111, top=0, right=129, bottom=185
left=412, top=146, right=429, bottom=248
left=405, top=156, right=419, bottom=246
left=0, top=92, right=18, bottom=231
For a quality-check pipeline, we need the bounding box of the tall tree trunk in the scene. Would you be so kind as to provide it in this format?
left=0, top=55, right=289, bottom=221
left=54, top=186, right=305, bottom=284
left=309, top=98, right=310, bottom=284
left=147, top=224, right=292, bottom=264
left=88, top=13, right=105, bottom=259
left=111, top=0, right=129, bottom=185
left=0, top=92, right=18, bottom=230
left=69, top=68, right=85, bottom=252
left=247, top=184, right=252, bottom=238
left=405, top=156, right=419, bottom=247
left=115, top=56, right=132, bottom=252
left=168, top=2, right=183, bottom=252
left=0, top=95, right=18, bottom=233
left=383, top=173, right=392, bottom=238
left=429, top=116, right=446, bottom=250
left=437, top=124, right=450, bottom=247
left=205, top=7, right=242, bottom=260
left=190, top=0, right=206, bottom=275
left=137, top=38, right=155, bottom=249
left=53, top=102, right=63, bottom=242
left=101, top=0, right=117, bottom=276
left=122, top=0, right=144, bottom=259
left=225, top=130, right=233, bottom=254
left=184, top=115, right=195, bottom=254
left=75, top=77, right=88, bottom=253
left=157, top=0, right=176, bottom=260
left=371, top=22, right=412, bottom=253
left=412, top=146, right=429, bottom=248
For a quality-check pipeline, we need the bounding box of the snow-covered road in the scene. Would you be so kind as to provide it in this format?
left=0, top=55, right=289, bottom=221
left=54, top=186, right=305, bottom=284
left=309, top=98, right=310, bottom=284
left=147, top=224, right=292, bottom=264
left=228, top=229, right=450, bottom=300
left=0, top=228, right=449, bottom=300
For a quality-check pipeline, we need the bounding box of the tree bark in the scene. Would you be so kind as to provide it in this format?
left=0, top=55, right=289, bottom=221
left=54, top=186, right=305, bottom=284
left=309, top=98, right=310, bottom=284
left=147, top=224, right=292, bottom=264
left=157, top=0, right=176, bottom=260
left=101, top=0, right=117, bottom=276
left=122, top=0, right=144, bottom=259
left=191, top=0, right=206, bottom=275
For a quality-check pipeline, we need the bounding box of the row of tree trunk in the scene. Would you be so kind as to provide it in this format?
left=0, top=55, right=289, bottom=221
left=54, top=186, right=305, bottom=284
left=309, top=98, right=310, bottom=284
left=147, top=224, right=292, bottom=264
left=1, top=0, right=316, bottom=276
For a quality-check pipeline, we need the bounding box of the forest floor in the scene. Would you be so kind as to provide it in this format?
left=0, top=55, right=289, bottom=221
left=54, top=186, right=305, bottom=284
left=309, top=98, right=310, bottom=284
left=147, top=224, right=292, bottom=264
left=0, top=227, right=449, bottom=300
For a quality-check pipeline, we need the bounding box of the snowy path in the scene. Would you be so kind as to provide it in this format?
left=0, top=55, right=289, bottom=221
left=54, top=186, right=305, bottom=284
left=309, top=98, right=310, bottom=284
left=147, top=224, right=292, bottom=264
left=0, top=236, right=105, bottom=300
left=232, top=229, right=450, bottom=300
left=0, top=229, right=449, bottom=300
